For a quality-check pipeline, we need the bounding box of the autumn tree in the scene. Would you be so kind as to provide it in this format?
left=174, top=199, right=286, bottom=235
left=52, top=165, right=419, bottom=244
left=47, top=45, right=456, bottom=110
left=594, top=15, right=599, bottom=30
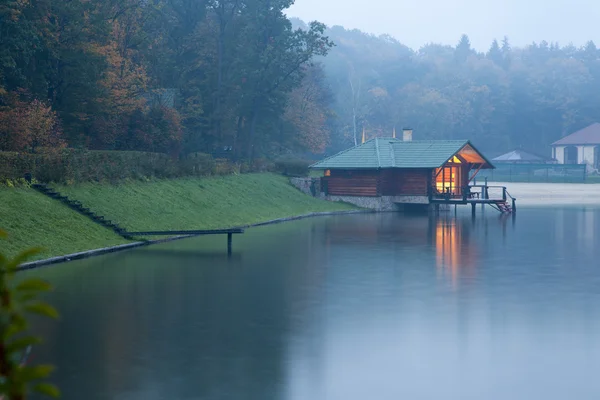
left=282, top=64, right=331, bottom=153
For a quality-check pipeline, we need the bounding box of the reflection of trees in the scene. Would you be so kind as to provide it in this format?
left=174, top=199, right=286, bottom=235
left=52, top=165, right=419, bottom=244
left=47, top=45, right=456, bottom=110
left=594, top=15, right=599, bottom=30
left=30, top=225, right=330, bottom=400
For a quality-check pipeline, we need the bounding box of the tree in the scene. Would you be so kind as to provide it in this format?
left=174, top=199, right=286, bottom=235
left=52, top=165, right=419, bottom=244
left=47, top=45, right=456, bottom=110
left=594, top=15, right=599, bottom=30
left=235, top=14, right=333, bottom=159
left=455, top=34, right=472, bottom=62
left=0, top=96, right=64, bottom=153
left=487, top=39, right=503, bottom=66
left=282, top=64, right=331, bottom=153
left=20, top=100, right=65, bottom=154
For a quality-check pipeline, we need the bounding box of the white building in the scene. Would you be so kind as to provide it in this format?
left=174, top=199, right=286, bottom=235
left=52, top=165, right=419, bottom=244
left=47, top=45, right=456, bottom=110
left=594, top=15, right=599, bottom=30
left=551, top=123, right=600, bottom=171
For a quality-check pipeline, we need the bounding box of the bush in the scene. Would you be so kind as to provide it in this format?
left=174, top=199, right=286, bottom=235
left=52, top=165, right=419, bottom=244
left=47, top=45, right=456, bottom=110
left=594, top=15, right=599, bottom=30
left=0, top=150, right=237, bottom=184
left=274, top=157, right=311, bottom=177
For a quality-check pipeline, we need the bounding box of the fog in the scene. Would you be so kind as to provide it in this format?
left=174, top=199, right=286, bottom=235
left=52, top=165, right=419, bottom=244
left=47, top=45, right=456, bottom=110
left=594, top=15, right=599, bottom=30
left=287, top=0, right=600, bottom=50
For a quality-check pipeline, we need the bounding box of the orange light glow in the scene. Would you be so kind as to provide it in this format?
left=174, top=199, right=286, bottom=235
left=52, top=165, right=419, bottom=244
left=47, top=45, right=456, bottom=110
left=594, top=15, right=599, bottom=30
left=434, top=220, right=477, bottom=288
left=435, top=167, right=458, bottom=194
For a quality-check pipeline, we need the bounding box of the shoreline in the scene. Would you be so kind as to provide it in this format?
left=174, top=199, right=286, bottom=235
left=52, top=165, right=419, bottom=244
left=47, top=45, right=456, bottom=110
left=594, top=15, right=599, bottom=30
left=18, top=209, right=374, bottom=270
left=18, top=182, right=600, bottom=270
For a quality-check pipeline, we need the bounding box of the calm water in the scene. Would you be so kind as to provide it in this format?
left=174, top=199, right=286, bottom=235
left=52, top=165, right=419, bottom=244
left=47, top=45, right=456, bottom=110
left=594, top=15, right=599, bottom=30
left=29, top=207, right=600, bottom=400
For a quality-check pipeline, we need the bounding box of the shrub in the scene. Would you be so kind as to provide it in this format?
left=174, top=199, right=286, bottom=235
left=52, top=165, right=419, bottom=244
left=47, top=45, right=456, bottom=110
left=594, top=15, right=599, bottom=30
left=0, top=150, right=230, bottom=184
left=274, top=157, right=311, bottom=177
left=0, top=230, right=60, bottom=399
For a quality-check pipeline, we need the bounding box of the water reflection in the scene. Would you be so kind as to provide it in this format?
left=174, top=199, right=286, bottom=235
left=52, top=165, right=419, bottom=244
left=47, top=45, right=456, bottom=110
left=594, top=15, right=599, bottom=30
left=434, top=217, right=478, bottom=287
left=28, top=208, right=600, bottom=400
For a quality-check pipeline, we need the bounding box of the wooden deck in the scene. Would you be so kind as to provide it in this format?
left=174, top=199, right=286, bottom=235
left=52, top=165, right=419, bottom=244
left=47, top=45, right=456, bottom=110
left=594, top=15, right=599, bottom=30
left=428, top=185, right=516, bottom=213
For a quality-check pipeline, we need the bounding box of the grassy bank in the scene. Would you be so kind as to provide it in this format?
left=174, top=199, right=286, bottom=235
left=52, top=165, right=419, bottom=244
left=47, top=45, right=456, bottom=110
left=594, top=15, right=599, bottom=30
left=0, top=188, right=126, bottom=259
left=1, top=173, right=354, bottom=259
left=53, top=173, right=354, bottom=231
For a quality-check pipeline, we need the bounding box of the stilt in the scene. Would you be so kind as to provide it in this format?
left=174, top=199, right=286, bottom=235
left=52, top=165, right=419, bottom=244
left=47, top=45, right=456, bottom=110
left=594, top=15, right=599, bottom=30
left=471, top=202, right=476, bottom=218
left=227, top=232, right=232, bottom=255
left=512, top=197, right=517, bottom=213
left=454, top=204, right=457, bottom=216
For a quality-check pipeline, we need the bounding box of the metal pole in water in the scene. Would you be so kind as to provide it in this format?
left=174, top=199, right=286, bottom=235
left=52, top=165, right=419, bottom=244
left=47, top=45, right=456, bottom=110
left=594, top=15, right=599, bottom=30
left=227, top=232, right=232, bottom=255
left=482, top=177, right=488, bottom=211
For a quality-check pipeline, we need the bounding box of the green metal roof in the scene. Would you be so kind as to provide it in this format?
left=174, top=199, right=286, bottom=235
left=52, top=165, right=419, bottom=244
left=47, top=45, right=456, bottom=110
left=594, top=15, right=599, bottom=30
left=310, top=138, right=494, bottom=169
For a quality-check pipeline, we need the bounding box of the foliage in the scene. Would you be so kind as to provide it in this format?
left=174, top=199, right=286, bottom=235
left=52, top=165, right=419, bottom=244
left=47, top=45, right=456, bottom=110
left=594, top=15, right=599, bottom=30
left=0, top=150, right=226, bottom=184
left=274, top=158, right=311, bottom=177
left=0, top=96, right=65, bottom=154
left=0, top=230, right=59, bottom=399
left=309, top=23, right=600, bottom=156
left=0, top=0, right=333, bottom=158
left=282, top=64, right=332, bottom=153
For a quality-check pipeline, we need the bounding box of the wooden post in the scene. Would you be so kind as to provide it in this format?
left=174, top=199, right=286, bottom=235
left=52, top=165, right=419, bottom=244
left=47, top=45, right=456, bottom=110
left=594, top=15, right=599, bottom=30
left=227, top=232, right=232, bottom=255
left=471, top=202, right=476, bottom=218
left=512, top=197, right=517, bottom=213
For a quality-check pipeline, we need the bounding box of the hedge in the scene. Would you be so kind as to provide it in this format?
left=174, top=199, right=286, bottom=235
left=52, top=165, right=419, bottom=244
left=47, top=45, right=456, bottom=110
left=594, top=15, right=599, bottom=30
left=0, top=150, right=225, bottom=184
left=274, top=157, right=312, bottom=177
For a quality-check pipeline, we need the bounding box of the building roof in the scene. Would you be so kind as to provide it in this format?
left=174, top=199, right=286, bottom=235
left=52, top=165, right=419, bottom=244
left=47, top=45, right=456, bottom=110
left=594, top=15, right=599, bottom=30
left=492, top=149, right=550, bottom=163
left=310, top=138, right=494, bottom=170
left=552, top=123, right=600, bottom=146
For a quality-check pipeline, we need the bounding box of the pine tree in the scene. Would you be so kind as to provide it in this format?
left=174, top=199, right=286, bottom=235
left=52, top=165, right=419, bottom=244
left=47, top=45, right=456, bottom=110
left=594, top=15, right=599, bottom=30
left=487, top=39, right=503, bottom=66
left=455, top=34, right=472, bottom=62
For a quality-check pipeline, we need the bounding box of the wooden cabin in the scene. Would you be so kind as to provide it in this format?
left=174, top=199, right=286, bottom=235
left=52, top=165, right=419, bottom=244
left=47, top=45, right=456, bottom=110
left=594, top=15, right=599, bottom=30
left=310, top=133, right=496, bottom=205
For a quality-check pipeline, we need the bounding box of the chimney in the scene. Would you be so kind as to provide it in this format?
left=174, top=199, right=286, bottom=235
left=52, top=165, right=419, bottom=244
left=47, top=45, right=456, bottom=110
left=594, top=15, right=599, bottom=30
left=403, top=128, right=413, bottom=142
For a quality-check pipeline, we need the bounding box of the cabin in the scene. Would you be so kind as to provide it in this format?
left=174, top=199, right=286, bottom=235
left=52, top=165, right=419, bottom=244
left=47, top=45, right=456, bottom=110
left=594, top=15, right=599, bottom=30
left=551, top=123, right=600, bottom=172
left=308, top=130, right=514, bottom=213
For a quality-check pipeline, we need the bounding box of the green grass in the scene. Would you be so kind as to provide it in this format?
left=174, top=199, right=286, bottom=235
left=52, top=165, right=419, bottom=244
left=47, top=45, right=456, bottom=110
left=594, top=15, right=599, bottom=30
left=0, top=188, right=127, bottom=259
left=53, top=173, right=355, bottom=232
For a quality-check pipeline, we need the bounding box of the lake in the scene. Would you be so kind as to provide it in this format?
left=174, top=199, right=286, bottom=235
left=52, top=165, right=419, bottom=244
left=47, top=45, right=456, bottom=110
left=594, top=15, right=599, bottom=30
left=30, top=206, right=600, bottom=400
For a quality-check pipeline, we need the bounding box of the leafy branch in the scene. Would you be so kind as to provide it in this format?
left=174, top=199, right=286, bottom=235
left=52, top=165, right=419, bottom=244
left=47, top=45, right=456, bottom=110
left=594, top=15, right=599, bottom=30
left=0, top=230, right=59, bottom=400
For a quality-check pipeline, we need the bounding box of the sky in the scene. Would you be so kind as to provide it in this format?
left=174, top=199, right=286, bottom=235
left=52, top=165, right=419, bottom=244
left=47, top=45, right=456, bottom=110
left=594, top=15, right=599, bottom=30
left=286, top=0, right=600, bottom=51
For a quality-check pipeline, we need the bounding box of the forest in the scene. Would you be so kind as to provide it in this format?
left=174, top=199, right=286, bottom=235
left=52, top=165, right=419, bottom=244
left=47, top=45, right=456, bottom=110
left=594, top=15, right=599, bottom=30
left=2, top=0, right=600, bottom=161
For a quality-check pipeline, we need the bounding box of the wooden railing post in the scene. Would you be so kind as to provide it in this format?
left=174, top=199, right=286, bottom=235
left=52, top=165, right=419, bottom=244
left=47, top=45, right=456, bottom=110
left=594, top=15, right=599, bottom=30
left=502, top=187, right=507, bottom=201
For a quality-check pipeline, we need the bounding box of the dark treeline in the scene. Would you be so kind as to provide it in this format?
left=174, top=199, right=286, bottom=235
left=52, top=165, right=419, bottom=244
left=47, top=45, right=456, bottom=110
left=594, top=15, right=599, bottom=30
left=309, top=22, right=600, bottom=155
left=0, top=0, right=332, bottom=159
left=2, top=0, right=599, bottom=161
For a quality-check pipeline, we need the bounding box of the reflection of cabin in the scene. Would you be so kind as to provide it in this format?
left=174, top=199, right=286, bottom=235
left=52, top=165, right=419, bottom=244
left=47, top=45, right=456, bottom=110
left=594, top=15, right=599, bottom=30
left=552, top=123, right=600, bottom=171
left=309, top=129, right=515, bottom=213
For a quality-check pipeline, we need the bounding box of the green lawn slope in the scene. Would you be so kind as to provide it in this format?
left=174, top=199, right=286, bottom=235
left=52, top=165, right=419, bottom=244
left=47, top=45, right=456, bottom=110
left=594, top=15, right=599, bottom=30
left=53, top=173, right=355, bottom=232
left=0, top=188, right=126, bottom=259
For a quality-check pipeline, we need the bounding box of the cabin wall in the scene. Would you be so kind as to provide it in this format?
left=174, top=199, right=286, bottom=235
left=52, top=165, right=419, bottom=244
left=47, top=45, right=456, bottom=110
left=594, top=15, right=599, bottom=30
left=323, top=170, right=380, bottom=197
left=321, top=168, right=433, bottom=197
left=380, top=169, right=431, bottom=196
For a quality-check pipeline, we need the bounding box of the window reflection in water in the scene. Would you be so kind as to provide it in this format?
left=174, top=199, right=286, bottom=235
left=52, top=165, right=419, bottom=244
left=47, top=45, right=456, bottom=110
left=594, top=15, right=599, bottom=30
left=434, top=218, right=476, bottom=287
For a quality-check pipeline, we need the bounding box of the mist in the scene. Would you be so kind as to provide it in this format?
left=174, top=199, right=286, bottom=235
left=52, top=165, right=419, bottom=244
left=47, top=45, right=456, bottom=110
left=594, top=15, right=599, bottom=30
left=287, top=0, right=600, bottom=51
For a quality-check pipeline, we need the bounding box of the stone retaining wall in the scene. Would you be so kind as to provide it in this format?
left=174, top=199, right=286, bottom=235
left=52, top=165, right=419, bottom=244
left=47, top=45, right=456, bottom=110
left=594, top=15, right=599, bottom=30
left=290, top=177, right=320, bottom=196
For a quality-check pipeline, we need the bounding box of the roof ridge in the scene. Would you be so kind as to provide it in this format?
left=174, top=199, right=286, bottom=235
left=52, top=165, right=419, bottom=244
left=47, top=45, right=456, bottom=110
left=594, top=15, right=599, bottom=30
left=375, top=137, right=381, bottom=168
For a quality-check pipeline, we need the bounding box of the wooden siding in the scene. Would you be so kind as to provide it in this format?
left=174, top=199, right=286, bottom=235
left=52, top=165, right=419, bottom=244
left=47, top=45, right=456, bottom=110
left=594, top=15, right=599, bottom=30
left=323, top=170, right=379, bottom=197
left=321, top=169, right=431, bottom=197
left=381, top=169, right=430, bottom=196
